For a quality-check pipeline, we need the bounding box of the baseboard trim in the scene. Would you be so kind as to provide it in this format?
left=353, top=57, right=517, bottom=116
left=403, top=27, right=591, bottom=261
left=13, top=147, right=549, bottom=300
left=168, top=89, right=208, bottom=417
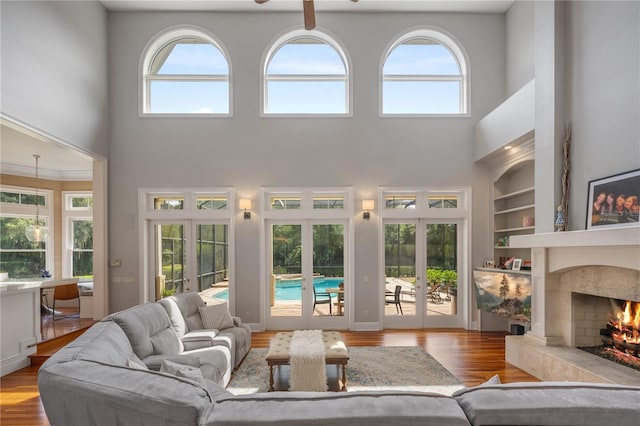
left=352, top=322, right=381, bottom=331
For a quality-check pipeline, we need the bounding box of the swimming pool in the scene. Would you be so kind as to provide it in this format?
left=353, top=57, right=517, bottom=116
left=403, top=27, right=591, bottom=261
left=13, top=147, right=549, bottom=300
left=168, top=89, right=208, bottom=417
left=212, top=277, right=344, bottom=301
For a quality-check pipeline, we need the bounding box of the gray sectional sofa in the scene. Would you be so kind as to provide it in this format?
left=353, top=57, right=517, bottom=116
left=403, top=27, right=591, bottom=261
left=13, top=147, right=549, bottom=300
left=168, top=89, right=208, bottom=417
left=38, top=296, right=640, bottom=425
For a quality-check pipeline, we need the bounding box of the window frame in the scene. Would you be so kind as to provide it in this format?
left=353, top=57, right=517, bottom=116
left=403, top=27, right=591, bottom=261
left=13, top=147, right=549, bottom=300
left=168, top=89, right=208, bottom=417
left=380, top=26, right=470, bottom=117
left=62, top=192, right=93, bottom=279
left=139, top=25, right=233, bottom=117
left=0, top=185, right=53, bottom=278
left=261, top=27, right=353, bottom=117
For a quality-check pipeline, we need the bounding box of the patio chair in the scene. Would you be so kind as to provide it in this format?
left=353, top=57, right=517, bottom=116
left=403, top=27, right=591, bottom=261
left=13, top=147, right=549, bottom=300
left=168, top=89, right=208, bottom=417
left=427, top=284, right=443, bottom=304
left=313, top=286, right=332, bottom=315
left=385, top=285, right=403, bottom=315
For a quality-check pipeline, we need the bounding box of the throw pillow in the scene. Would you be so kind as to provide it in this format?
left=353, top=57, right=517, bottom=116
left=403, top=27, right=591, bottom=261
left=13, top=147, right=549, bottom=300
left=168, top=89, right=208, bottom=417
left=199, top=303, right=234, bottom=330
left=125, top=353, right=148, bottom=370
left=483, top=374, right=501, bottom=385
left=160, top=359, right=207, bottom=386
left=175, top=367, right=207, bottom=386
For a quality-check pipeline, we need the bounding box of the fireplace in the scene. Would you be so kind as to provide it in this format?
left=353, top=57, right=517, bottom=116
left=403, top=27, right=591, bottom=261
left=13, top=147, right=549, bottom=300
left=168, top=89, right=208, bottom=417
left=505, top=228, right=640, bottom=385
left=574, top=294, right=640, bottom=371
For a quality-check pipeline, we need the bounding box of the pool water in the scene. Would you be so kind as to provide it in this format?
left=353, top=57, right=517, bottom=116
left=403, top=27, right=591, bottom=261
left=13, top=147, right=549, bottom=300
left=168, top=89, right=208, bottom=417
left=213, top=277, right=344, bottom=301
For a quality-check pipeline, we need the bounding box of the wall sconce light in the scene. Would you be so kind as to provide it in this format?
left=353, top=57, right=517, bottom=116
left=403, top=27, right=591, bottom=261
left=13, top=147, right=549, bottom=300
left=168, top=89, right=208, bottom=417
left=239, top=199, right=252, bottom=219
left=362, top=199, right=374, bottom=220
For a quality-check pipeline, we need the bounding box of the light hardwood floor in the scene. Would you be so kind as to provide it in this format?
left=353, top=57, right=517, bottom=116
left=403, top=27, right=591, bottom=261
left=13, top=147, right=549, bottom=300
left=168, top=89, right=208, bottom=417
left=0, top=328, right=537, bottom=426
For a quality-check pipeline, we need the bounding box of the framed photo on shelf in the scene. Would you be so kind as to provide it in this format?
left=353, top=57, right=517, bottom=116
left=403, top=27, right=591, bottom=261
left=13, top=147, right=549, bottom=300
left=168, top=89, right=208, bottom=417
left=512, top=258, right=522, bottom=271
left=587, top=169, right=640, bottom=229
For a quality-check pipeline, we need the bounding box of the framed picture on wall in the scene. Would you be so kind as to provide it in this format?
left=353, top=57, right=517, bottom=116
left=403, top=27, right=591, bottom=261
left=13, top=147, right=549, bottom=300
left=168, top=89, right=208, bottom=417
left=587, top=169, right=640, bottom=229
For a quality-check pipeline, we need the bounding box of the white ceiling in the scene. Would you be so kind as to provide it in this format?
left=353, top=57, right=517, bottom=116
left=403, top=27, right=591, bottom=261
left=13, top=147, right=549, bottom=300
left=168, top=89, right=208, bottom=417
left=101, top=0, right=514, bottom=13
left=2, top=0, right=513, bottom=181
left=0, top=124, right=94, bottom=181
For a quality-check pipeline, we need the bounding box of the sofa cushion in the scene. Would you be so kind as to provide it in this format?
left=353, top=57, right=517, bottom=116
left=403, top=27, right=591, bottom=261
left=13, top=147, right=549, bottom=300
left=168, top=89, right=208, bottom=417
left=199, top=303, right=234, bottom=330
left=453, top=382, right=640, bottom=426
left=204, top=391, right=472, bottom=426
left=182, top=330, right=219, bottom=351
left=39, top=359, right=213, bottom=426
left=109, top=302, right=183, bottom=359
left=159, top=292, right=206, bottom=333
left=161, top=359, right=207, bottom=385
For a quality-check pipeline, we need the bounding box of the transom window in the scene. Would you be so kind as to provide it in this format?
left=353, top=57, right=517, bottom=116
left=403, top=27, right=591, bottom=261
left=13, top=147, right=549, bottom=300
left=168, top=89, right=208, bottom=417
left=263, top=30, right=350, bottom=115
left=141, top=26, right=231, bottom=115
left=382, top=28, right=468, bottom=115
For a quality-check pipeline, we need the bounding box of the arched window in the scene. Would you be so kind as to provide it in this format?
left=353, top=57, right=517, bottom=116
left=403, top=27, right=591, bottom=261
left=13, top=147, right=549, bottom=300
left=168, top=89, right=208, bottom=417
left=382, top=27, right=468, bottom=115
left=263, top=29, right=350, bottom=115
left=141, top=26, right=231, bottom=115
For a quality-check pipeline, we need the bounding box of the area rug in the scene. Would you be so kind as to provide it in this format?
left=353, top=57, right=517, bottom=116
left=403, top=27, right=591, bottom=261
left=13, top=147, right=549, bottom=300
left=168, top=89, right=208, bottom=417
left=227, top=346, right=463, bottom=395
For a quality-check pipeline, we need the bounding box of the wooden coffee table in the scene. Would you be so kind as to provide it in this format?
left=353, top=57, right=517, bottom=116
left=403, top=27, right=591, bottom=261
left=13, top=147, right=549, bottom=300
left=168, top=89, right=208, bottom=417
left=265, top=331, right=349, bottom=391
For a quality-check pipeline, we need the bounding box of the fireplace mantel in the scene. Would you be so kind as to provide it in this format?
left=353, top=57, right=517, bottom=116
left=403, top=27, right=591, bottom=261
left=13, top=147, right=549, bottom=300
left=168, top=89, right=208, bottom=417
left=510, top=227, right=640, bottom=273
left=509, top=227, right=640, bottom=248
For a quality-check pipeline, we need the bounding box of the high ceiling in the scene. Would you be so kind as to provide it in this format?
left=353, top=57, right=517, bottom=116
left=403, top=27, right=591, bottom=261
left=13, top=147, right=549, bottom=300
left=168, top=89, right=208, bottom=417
left=2, top=0, right=514, bottom=181
left=100, top=0, right=514, bottom=13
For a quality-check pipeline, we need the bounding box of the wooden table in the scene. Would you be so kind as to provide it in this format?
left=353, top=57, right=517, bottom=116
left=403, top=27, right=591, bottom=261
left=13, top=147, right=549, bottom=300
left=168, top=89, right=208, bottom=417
left=327, top=288, right=344, bottom=316
left=265, top=331, right=349, bottom=391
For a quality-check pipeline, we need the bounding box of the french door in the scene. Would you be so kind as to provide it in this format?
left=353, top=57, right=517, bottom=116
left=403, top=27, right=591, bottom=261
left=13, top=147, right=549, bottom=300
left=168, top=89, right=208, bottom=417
left=266, top=220, right=348, bottom=330
left=150, top=220, right=231, bottom=304
left=383, top=219, right=463, bottom=328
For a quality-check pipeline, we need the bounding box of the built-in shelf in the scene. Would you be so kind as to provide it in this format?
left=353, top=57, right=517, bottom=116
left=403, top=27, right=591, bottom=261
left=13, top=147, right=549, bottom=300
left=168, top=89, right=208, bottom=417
left=495, top=226, right=535, bottom=233
left=475, top=267, right=531, bottom=276
left=494, top=204, right=535, bottom=215
left=491, top=159, right=535, bottom=268
left=493, top=186, right=535, bottom=201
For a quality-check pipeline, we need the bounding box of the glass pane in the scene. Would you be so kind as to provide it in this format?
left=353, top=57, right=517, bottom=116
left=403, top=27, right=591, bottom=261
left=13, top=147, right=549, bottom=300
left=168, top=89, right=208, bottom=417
left=384, top=223, right=416, bottom=317
left=425, top=224, right=458, bottom=316
left=270, top=197, right=302, bottom=210
left=73, top=220, right=93, bottom=249
left=0, top=192, right=20, bottom=204
left=267, top=40, right=345, bottom=75
left=154, top=196, right=184, bottom=210
left=383, top=81, right=460, bottom=114
left=196, top=197, right=227, bottom=210
left=428, top=195, right=458, bottom=209
left=385, top=195, right=417, bottom=209
left=72, top=251, right=93, bottom=278
left=150, top=81, right=229, bottom=114
left=71, top=196, right=93, bottom=208
left=196, top=224, right=229, bottom=298
left=312, top=224, right=345, bottom=317
left=0, top=251, right=46, bottom=279
left=155, top=224, right=185, bottom=298
left=313, top=197, right=344, bottom=209
left=270, top=224, right=302, bottom=318
left=384, top=41, right=460, bottom=75
left=266, top=81, right=346, bottom=114
left=154, top=40, right=228, bottom=75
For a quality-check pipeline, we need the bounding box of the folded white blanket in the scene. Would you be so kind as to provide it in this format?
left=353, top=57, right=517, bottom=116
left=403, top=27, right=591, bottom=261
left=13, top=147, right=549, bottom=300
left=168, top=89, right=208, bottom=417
left=289, top=330, right=327, bottom=392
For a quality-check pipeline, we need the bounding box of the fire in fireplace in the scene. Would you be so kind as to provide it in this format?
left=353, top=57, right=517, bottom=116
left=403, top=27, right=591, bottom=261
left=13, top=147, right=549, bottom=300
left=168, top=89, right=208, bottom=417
left=579, top=299, right=640, bottom=372
left=601, top=300, right=640, bottom=357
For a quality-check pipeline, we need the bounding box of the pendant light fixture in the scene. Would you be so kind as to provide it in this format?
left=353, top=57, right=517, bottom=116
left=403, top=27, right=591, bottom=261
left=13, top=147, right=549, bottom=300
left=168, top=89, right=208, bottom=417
left=25, top=154, right=49, bottom=243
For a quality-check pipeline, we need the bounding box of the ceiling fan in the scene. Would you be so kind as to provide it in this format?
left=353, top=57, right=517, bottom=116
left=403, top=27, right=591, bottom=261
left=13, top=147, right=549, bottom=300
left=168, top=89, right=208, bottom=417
left=255, top=0, right=359, bottom=31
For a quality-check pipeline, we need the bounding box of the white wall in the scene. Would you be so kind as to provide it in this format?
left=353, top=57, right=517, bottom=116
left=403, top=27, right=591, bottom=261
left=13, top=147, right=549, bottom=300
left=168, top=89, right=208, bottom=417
left=565, top=1, right=640, bottom=230
left=506, top=0, right=535, bottom=97
left=107, top=11, right=506, bottom=319
left=0, top=1, right=109, bottom=157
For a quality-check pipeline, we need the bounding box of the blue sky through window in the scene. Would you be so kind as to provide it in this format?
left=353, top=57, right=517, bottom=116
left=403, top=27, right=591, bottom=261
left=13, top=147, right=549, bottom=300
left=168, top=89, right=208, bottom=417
left=268, top=43, right=345, bottom=75
left=150, top=81, right=229, bottom=113
left=384, top=43, right=459, bottom=75
left=156, top=42, right=228, bottom=75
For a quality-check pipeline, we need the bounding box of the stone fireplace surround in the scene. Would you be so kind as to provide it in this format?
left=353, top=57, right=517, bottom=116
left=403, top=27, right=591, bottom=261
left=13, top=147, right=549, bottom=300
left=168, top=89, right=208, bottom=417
left=505, top=227, right=640, bottom=385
